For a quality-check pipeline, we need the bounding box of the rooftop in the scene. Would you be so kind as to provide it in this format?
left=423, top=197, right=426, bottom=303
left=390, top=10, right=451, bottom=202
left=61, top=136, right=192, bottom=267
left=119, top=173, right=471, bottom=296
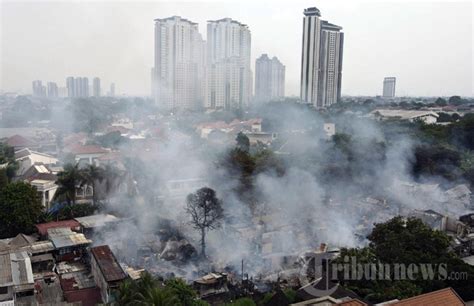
left=304, top=7, right=321, bottom=17
left=36, top=220, right=81, bottom=236
left=154, top=15, right=198, bottom=26
left=65, top=144, right=109, bottom=155
left=74, top=214, right=120, bottom=229
left=6, top=134, right=37, bottom=147
left=390, top=287, right=465, bottom=305
left=371, top=109, right=439, bottom=119
left=90, top=245, right=127, bottom=283
left=207, top=17, right=248, bottom=27
left=48, top=228, right=91, bottom=249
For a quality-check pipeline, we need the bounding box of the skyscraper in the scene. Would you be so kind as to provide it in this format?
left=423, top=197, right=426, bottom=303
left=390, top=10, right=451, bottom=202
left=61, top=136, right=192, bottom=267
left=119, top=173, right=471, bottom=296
left=75, top=78, right=83, bottom=97
left=255, top=54, right=285, bottom=103
left=318, top=21, right=344, bottom=107
left=207, top=18, right=252, bottom=109
left=81, top=77, right=89, bottom=97
left=32, top=80, right=46, bottom=97
left=300, top=7, right=344, bottom=108
left=152, top=16, right=206, bottom=110
left=383, top=77, right=396, bottom=98
left=93, top=77, right=101, bottom=97
left=110, top=83, right=115, bottom=97
left=66, top=76, right=75, bottom=97
left=47, top=82, right=58, bottom=98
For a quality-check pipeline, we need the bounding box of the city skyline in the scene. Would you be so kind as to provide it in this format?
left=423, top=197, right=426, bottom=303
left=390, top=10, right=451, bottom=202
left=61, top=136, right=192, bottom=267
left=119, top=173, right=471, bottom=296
left=1, top=0, right=472, bottom=97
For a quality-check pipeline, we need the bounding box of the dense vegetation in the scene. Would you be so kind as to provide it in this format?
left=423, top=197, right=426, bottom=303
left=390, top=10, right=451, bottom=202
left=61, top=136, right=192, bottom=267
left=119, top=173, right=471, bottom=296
left=334, top=217, right=474, bottom=302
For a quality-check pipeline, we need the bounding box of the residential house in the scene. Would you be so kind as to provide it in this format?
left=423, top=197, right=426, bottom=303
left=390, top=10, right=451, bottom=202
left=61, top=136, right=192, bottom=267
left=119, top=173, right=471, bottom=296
left=370, top=109, right=439, bottom=124
left=381, top=287, right=465, bottom=305
left=0, top=251, right=35, bottom=303
left=74, top=214, right=120, bottom=239
left=63, top=144, right=109, bottom=166
left=47, top=228, right=91, bottom=262
left=5, top=135, right=39, bottom=151
left=36, top=220, right=81, bottom=238
left=90, top=245, right=127, bottom=304
left=14, top=148, right=59, bottom=176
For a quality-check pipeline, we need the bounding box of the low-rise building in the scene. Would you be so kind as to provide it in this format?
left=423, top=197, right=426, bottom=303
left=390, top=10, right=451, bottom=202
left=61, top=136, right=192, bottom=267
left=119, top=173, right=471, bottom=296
left=14, top=148, right=59, bottom=176
left=0, top=251, right=35, bottom=303
left=47, top=228, right=91, bottom=262
left=90, top=245, right=127, bottom=304
left=370, top=109, right=439, bottom=124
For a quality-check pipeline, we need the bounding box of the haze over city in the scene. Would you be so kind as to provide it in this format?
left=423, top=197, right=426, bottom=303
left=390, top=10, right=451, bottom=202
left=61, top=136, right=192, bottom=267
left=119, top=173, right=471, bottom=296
left=1, top=0, right=472, bottom=97
left=1, top=1, right=474, bottom=305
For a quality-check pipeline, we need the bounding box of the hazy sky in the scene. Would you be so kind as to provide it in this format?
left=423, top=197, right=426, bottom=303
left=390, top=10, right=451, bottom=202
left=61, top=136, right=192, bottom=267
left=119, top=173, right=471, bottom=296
left=1, top=0, right=473, bottom=97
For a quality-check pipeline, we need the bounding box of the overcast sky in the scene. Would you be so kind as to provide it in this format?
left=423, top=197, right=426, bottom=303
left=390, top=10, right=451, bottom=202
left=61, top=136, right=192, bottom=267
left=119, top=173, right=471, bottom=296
left=1, top=0, right=472, bottom=97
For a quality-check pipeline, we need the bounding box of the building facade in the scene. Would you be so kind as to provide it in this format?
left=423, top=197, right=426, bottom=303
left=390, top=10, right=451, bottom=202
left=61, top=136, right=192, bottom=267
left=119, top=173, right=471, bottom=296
left=47, top=82, right=58, bottom=98
left=383, top=77, right=396, bottom=98
left=300, top=7, right=344, bottom=108
left=67, top=77, right=90, bottom=98
left=207, top=18, right=252, bottom=109
left=93, top=77, right=101, bottom=97
left=255, top=54, right=285, bottom=103
left=66, top=77, right=75, bottom=98
left=152, top=16, right=206, bottom=110
left=32, top=80, right=46, bottom=97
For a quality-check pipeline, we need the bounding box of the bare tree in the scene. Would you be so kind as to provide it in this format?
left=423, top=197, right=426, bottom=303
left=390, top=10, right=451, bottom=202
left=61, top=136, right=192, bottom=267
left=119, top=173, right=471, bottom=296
left=186, top=187, right=223, bottom=257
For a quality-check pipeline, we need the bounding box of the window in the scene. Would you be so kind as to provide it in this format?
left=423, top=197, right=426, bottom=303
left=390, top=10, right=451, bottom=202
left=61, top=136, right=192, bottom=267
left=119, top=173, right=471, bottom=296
left=0, top=286, right=8, bottom=294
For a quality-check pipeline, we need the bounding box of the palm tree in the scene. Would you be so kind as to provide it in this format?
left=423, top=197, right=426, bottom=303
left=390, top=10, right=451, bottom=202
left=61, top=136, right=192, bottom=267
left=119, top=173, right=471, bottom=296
left=140, top=287, right=182, bottom=306
left=81, top=164, right=104, bottom=204
left=117, top=279, right=140, bottom=305
left=55, top=163, right=84, bottom=205
left=103, top=164, right=123, bottom=200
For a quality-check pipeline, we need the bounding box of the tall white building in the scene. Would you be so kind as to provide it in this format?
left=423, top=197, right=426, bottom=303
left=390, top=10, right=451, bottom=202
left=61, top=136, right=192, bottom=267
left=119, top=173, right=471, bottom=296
left=300, top=7, right=344, bottom=108
left=32, top=80, right=46, bottom=97
left=110, top=83, right=115, bottom=97
left=152, top=16, right=206, bottom=110
left=66, top=77, right=89, bottom=97
left=207, top=18, right=252, bottom=109
left=81, top=77, right=89, bottom=97
left=47, top=82, right=58, bottom=98
left=93, top=77, right=101, bottom=97
left=383, top=77, right=396, bottom=98
left=66, top=77, right=75, bottom=97
left=255, top=54, right=285, bottom=103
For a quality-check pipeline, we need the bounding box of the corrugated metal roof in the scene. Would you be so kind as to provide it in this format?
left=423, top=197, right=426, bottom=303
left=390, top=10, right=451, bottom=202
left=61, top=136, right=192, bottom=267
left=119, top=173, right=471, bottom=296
left=0, top=253, right=13, bottom=286
left=10, top=251, right=34, bottom=288
left=74, top=214, right=119, bottom=229
left=48, top=228, right=91, bottom=249
left=36, top=220, right=81, bottom=236
left=90, top=245, right=127, bottom=283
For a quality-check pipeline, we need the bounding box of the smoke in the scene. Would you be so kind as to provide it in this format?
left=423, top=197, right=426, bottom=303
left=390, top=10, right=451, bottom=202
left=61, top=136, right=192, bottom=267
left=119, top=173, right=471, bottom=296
left=72, top=101, right=471, bottom=279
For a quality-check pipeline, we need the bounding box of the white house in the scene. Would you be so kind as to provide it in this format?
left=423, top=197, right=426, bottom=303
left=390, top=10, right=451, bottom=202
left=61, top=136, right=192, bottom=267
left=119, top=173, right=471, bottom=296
left=371, top=109, right=439, bottom=124
left=14, top=148, right=59, bottom=176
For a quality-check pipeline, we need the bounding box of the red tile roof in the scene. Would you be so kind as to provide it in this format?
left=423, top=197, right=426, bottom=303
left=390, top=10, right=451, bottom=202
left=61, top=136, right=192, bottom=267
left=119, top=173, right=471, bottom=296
left=335, top=299, right=367, bottom=306
left=7, top=134, right=36, bottom=147
left=63, top=287, right=102, bottom=306
left=90, top=245, right=127, bottom=283
left=391, top=288, right=465, bottom=306
left=36, top=220, right=81, bottom=236
left=66, top=144, right=109, bottom=155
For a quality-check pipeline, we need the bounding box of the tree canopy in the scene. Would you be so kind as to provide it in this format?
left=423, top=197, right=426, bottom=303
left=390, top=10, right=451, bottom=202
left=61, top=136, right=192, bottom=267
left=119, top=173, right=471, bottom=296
left=0, top=181, right=44, bottom=238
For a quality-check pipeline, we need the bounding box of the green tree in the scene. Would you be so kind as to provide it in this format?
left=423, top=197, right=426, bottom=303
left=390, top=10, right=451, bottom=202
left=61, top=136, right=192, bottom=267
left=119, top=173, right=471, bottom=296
left=186, top=187, right=224, bottom=257
left=225, top=298, right=256, bottom=306
left=434, top=97, right=447, bottom=106
left=335, top=217, right=474, bottom=302
left=81, top=164, right=105, bottom=204
left=448, top=95, right=464, bottom=105
left=236, top=132, right=250, bottom=152
left=55, top=163, right=85, bottom=205
left=0, top=182, right=44, bottom=238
